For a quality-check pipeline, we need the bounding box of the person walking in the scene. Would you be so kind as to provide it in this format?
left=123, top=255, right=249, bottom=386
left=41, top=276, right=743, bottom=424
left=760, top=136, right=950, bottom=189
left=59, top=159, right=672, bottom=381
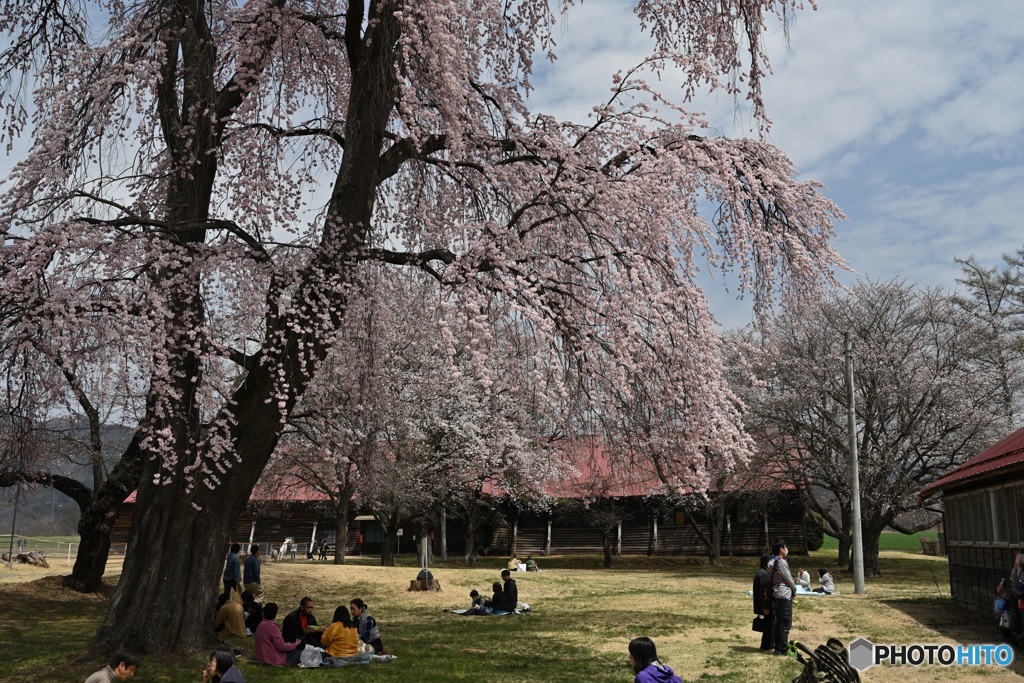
left=243, top=545, right=263, bottom=602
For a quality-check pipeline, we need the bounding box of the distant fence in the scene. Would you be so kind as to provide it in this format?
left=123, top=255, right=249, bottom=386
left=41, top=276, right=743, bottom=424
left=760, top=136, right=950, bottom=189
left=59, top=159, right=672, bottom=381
left=0, top=535, right=332, bottom=566
left=0, top=535, right=85, bottom=566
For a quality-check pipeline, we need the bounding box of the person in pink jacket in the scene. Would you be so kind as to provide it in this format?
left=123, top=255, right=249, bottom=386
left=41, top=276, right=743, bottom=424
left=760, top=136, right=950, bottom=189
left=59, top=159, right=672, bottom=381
left=253, top=603, right=303, bottom=666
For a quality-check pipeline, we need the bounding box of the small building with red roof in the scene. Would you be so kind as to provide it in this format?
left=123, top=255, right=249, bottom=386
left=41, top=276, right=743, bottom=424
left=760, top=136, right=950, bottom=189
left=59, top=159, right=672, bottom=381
left=920, top=425, right=1024, bottom=610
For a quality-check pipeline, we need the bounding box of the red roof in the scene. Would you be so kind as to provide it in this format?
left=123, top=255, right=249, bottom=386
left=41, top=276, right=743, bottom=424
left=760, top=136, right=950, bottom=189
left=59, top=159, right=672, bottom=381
left=920, top=426, right=1024, bottom=500
left=122, top=477, right=331, bottom=505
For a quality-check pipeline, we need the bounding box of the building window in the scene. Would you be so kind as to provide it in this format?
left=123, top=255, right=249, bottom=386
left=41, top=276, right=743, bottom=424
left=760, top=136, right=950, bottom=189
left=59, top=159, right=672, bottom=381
left=971, top=492, right=990, bottom=543
left=1006, top=486, right=1019, bottom=546
left=945, top=496, right=960, bottom=544
left=736, top=505, right=749, bottom=524
left=991, top=488, right=1008, bottom=544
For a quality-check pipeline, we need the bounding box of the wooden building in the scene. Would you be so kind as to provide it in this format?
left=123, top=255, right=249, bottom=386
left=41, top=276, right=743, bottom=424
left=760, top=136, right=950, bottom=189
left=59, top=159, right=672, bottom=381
left=507, top=490, right=808, bottom=557
left=111, top=439, right=809, bottom=560
left=920, top=426, right=1024, bottom=610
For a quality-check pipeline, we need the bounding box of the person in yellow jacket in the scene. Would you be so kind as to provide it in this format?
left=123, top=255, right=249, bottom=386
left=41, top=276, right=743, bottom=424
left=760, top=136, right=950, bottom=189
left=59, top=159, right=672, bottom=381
left=320, top=606, right=372, bottom=667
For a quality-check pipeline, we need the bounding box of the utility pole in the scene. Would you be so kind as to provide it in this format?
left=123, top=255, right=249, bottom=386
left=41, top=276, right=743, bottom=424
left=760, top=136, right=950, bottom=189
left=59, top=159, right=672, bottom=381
left=6, top=484, right=19, bottom=565
left=845, top=331, right=866, bottom=594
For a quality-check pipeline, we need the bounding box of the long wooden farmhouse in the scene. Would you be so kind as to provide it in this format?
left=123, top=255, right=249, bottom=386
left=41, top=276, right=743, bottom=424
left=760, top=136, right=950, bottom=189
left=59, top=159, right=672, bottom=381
left=112, top=440, right=809, bottom=559
left=920, top=426, right=1024, bottom=611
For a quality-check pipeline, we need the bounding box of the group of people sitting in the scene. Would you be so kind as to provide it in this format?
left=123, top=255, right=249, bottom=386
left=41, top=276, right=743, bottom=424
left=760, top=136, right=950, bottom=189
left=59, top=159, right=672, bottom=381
left=506, top=554, right=540, bottom=571
left=252, top=596, right=386, bottom=666
left=795, top=565, right=837, bottom=594
left=463, top=569, right=521, bottom=614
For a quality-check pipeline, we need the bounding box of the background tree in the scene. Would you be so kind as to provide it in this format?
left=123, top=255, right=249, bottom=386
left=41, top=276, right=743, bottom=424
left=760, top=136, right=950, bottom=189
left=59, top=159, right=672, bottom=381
left=0, top=326, right=142, bottom=591
left=954, top=253, right=1024, bottom=426
left=1, top=0, right=843, bottom=652
left=747, top=279, right=1004, bottom=575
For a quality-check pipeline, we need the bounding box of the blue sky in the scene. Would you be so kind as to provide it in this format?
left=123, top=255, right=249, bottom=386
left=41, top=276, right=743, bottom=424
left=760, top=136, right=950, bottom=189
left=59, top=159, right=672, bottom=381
left=527, top=0, right=1024, bottom=327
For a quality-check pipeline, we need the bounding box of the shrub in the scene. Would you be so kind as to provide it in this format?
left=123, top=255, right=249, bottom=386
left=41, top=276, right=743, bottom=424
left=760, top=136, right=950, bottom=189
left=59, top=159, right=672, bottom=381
left=805, top=513, right=825, bottom=552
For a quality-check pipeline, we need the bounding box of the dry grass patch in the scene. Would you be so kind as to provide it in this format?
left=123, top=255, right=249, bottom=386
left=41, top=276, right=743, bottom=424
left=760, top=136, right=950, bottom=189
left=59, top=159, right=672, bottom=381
left=0, top=550, right=1020, bottom=682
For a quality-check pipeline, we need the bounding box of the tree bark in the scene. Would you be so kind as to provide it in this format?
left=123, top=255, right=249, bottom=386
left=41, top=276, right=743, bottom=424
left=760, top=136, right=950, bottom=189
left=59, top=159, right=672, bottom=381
left=708, top=501, right=725, bottom=567
left=332, top=500, right=350, bottom=565
left=380, top=527, right=398, bottom=567
left=90, top=0, right=401, bottom=653
left=600, top=528, right=614, bottom=568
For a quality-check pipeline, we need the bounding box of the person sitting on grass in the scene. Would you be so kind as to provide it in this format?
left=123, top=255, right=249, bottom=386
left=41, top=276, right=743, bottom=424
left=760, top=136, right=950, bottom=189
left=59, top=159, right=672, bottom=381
left=84, top=648, right=142, bottom=682
left=489, top=581, right=509, bottom=613
left=501, top=568, right=519, bottom=610
left=461, top=589, right=486, bottom=615
left=525, top=555, right=539, bottom=571
left=795, top=566, right=811, bottom=590
left=282, top=596, right=322, bottom=646
left=241, top=590, right=261, bottom=636
left=321, top=605, right=373, bottom=666
left=628, top=637, right=683, bottom=683
left=507, top=554, right=520, bottom=571
left=203, top=647, right=245, bottom=683
left=214, top=591, right=246, bottom=639
left=350, top=598, right=384, bottom=653
left=254, top=602, right=303, bottom=666
left=813, top=568, right=836, bottom=594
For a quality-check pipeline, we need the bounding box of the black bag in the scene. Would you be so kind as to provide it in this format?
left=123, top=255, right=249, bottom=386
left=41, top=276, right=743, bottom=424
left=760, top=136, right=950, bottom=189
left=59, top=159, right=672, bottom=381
left=752, top=616, right=766, bottom=632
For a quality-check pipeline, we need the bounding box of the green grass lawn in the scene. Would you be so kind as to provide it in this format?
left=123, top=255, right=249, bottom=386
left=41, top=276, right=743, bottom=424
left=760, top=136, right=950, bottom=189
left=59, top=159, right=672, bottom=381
left=0, top=550, right=1016, bottom=682
left=818, top=531, right=939, bottom=552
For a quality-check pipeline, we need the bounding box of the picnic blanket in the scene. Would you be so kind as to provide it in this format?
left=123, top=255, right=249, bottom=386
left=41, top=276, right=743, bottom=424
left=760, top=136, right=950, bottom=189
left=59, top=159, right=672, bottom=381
left=450, top=604, right=531, bottom=615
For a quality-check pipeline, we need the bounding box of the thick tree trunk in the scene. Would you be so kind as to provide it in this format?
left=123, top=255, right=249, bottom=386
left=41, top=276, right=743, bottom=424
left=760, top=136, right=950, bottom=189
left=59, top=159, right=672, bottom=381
left=91, top=0, right=401, bottom=654
left=380, top=528, right=398, bottom=567
left=64, top=439, right=142, bottom=592
left=838, top=534, right=851, bottom=568
left=62, top=502, right=116, bottom=593
left=92, top=475, right=242, bottom=653
left=439, top=507, right=448, bottom=561
left=600, top=529, right=614, bottom=569
left=708, top=502, right=724, bottom=567
left=333, top=502, right=350, bottom=565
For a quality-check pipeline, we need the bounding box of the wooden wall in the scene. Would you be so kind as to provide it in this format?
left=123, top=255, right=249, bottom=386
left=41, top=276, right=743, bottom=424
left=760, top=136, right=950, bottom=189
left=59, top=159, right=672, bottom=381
left=506, top=493, right=808, bottom=557
left=111, top=491, right=807, bottom=559
left=947, top=544, right=1011, bottom=611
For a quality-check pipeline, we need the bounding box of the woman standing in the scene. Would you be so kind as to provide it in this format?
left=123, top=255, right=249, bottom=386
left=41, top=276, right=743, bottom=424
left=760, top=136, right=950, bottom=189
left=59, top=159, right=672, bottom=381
left=752, top=553, right=775, bottom=652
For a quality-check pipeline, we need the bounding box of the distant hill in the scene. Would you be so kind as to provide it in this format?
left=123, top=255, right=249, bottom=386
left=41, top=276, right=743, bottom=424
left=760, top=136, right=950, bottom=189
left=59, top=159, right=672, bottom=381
left=0, top=421, right=135, bottom=536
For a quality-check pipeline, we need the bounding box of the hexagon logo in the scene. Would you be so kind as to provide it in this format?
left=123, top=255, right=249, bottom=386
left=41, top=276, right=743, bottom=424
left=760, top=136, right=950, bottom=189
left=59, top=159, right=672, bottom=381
left=848, top=637, right=874, bottom=671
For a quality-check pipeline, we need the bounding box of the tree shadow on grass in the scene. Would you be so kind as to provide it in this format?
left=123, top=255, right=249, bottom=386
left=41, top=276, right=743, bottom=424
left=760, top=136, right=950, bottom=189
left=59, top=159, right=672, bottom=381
left=883, top=597, right=1024, bottom=675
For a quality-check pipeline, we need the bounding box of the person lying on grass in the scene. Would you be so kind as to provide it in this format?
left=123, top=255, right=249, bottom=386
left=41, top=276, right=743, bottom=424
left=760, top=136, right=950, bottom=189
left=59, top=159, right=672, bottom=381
left=628, top=637, right=683, bottom=683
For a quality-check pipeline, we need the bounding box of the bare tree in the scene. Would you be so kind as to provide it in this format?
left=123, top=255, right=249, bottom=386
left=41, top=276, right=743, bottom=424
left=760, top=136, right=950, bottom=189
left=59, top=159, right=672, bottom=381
left=747, top=280, right=1005, bottom=575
